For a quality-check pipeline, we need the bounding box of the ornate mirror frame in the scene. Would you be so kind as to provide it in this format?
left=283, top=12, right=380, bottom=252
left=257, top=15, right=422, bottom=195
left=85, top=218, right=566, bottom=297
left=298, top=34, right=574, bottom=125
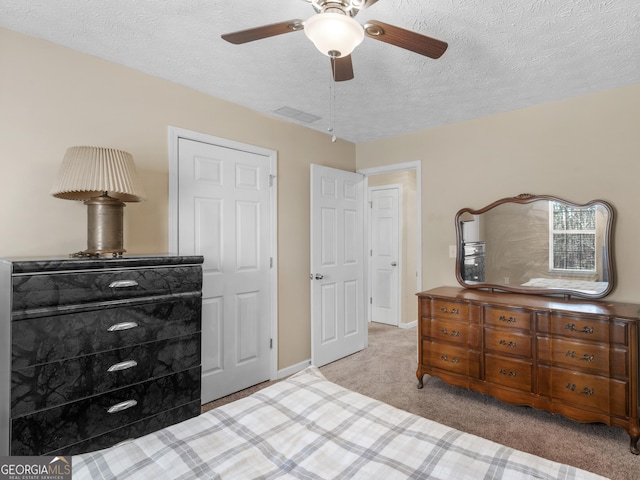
left=455, top=194, right=615, bottom=299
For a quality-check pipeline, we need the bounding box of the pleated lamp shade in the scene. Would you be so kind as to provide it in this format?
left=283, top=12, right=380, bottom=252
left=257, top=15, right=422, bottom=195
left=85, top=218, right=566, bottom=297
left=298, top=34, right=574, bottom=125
left=51, top=146, right=146, bottom=202
left=51, top=146, right=146, bottom=256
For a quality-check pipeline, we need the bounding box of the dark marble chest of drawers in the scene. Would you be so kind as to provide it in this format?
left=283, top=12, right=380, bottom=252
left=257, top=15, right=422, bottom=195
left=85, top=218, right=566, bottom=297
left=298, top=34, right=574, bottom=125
left=0, top=255, right=204, bottom=456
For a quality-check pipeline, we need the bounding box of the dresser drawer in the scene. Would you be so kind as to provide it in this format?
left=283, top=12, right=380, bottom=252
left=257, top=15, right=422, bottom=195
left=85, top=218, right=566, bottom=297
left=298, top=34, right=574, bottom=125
left=423, top=318, right=480, bottom=348
left=47, top=401, right=201, bottom=456
left=12, top=332, right=201, bottom=415
left=485, top=355, right=532, bottom=392
left=423, top=341, right=480, bottom=378
left=538, top=313, right=620, bottom=344
left=484, top=329, right=531, bottom=358
left=537, top=337, right=627, bottom=378
left=424, top=299, right=480, bottom=323
left=11, top=265, right=202, bottom=311
left=484, top=307, right=532, bottom=331
left=538, top=366, right=628, bottom=418
left=12, top=295, right=201, bottom=368
left=10, top=366, right=201, bottom=456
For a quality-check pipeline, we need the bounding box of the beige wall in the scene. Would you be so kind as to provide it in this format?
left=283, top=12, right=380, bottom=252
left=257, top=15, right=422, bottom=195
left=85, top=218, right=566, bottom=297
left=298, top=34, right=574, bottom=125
left=3, top=25, right=640, bottom=376
left=356, top=83, right=640, bottom=303
left=0, top=27, right=356, bottom=370
left=368, top=170, right=418, bottom=325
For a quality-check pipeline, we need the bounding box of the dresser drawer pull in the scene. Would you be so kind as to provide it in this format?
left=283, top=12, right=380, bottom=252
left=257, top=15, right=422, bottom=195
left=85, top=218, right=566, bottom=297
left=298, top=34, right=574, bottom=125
left=565, top=350, right=595, bottom=362
left=499, top=339, right=517, bottom=348
left=564, top=323, right=594, bottom=334
left=499, top=315, right=517, bottom=323
left=440, top=354, right=460, bottom=363
left=107, top=321, right=139, bottom=332
left=440, top=328, right=460, bottom=337
left=108, top=280, right=139, bottom=289
left=565, top=383, right=595, bottom=396
left=113, top=438, right=135, bottom=448
left=107, top=360, right=138, bottom=372
left=107, top=399, right=138, bottom=414
left=499, top=368, right=517, bottom=377
left=440, top=307, right=460, bottom=314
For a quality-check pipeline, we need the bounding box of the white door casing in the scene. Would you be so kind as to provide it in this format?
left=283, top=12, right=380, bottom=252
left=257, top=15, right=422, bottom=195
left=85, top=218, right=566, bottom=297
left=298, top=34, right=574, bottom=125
left=358, top=161, right=422, bottom=329
left=310, top=164, right=366, bottom=367
left=369, top=186, right=401, bottom=326
left=168, top=128, right=277, bottom=403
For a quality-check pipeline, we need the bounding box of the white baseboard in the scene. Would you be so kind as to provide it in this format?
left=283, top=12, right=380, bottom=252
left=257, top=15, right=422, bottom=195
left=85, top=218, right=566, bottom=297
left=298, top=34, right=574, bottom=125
left=399, top=320, right=417, bottom=329
left=278, top=359, right=312, bottom=379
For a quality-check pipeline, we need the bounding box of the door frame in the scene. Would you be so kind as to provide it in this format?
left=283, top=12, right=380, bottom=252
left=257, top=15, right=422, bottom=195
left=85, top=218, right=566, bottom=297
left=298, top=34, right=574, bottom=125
left=368, top=184, right=402, bottom=326
left=167, top=126, right=278, bottom=381
left=358, top=160, right=422, bottom=328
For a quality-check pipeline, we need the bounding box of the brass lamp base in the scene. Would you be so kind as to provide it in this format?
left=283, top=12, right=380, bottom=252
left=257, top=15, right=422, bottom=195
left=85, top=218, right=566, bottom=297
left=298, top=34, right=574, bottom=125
left=77, top=194, right=127, bottom=257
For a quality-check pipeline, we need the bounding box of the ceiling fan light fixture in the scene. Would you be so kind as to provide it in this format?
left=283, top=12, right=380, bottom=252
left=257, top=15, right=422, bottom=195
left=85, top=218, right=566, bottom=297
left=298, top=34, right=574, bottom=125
left=304, top=12, right=364, bottom=57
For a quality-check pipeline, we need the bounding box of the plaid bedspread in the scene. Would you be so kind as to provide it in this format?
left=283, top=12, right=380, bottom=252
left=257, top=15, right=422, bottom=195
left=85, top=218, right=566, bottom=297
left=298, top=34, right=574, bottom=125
left=73, top=366, right=608, bottom=479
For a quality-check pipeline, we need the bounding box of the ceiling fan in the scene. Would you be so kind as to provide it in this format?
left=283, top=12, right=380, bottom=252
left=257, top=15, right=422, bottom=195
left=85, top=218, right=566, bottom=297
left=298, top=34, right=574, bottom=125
left=221, top=0, right=448, bottom=82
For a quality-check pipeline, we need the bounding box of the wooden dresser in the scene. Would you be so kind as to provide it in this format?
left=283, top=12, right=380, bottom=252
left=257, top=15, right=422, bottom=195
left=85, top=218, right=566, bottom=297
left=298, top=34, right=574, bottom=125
left=417, top=286, right=640, bottom=454
left=0, top=255, right=204, bottom=456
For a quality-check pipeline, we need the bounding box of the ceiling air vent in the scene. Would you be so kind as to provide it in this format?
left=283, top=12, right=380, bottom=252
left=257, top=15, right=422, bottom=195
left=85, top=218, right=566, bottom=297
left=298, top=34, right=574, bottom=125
left=274, top=106, right=321, bottom=124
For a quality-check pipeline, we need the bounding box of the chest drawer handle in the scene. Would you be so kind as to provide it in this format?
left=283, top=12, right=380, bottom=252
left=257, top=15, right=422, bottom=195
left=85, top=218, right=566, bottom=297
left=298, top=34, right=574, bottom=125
left=107, top=399, right=138, bottom=414
left=109, top=280, right=139, bottom=289
left=499, top=315, right=517, bottom=323
left=565, top=323, right=594, bottom=334
left=440, top=354, right=460, bottom=363
left=565, top=383, right=595, bottom=395
left=499, top=368, right=517, bottom=377
left=440, top=328, right=460, bottom=337
left=107, top=360, right=138, bottom=372
left=499, top=339, right=517, bottom=348
left=440, top=307, right=459, bottom=314
left=107, top=321, right=139, bottom=332
left=565, top=350, right=595, bottom=362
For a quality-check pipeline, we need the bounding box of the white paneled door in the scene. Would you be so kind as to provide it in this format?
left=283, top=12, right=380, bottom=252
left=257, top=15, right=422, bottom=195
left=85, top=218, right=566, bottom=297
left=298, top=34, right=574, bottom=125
left=310, top=165, right=366, bottom=367
left=370, top=186, right=400, bottom=326
left=177, top=136, right=273, bottom=404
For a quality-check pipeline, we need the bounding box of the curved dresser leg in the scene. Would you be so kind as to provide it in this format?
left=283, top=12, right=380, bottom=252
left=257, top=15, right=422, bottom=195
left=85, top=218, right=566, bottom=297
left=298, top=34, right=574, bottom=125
left=630, top=434, right=640, bottom=455
left=416, top=370, right=424, bottom=389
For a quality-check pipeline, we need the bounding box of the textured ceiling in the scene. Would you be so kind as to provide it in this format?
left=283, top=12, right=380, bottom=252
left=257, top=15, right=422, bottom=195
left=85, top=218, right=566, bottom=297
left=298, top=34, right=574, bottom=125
left=1, top=0, right=639, bottom=143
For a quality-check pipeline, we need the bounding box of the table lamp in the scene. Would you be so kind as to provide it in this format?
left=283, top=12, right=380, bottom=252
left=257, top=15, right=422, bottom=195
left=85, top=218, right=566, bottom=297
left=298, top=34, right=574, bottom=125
left=51, top=146, right=146, bottom=257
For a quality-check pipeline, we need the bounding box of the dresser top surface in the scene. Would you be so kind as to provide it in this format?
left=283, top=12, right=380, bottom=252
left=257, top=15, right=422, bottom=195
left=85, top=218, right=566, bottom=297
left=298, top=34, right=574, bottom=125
left=418, top=286, right=640, bottom=320
left=1, top=254, right=204, bottom=274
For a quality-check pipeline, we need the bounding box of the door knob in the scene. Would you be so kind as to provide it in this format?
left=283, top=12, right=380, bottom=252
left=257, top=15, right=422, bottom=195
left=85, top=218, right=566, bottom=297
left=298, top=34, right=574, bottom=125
left=391, top=262, right=397, bottom=267
left=315, top=274, right=324, bottom=280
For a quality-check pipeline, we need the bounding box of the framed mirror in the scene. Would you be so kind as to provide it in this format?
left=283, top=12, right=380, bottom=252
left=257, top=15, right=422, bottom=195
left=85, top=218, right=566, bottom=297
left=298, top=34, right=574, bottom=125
left=455, top=194, right=615, bottom=299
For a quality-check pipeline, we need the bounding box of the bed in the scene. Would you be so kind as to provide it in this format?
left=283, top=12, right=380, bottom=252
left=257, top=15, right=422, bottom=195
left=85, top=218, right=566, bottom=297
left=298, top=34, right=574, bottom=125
left=520, top=277, right=608, bottom=295
left=72, top=366, right=608, bottom=479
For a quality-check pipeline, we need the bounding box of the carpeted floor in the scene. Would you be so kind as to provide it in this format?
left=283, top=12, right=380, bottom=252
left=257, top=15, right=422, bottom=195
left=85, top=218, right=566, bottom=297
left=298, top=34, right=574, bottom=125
left=203, top=322, right=640, bottom=480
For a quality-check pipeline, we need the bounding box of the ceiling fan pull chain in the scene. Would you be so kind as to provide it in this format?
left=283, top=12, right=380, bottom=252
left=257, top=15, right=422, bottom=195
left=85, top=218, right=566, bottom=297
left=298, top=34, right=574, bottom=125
left=329, top=54, right=337, bottom=142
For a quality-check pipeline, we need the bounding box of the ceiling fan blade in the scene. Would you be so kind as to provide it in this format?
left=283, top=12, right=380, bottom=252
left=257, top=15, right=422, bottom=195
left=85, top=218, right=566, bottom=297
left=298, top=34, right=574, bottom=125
left=221, top=19, right=304, bottom=44
left=364, top=20, right=448, bottom=59
left=331, top=55, right=354, bottom=82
